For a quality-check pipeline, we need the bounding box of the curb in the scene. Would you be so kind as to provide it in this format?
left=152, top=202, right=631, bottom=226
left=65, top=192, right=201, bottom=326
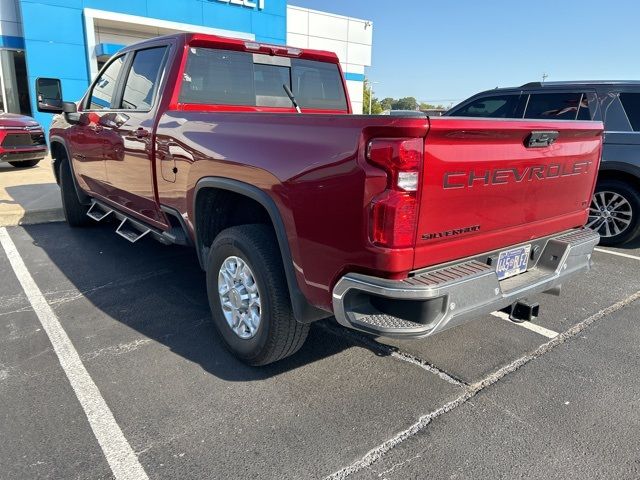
left=0, top=207, right=65, bottom=227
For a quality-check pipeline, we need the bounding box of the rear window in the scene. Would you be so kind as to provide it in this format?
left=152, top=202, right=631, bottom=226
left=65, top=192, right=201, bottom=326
left=179, top=48, right=348, bottom=111
left=450, top=95, right=520, bottom=118
left=619, top=93, right=640, bottom=131
left=524, top=93, right=590, bottom=120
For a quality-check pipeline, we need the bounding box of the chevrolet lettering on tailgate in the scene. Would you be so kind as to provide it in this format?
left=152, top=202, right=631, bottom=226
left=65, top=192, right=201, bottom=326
left=443, top=161, right=593, bottom=189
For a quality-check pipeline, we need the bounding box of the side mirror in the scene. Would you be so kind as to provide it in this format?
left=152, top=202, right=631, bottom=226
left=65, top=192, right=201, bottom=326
left=36, top=77, right=64, bottom=113
left=63, top=102, right=77, bottom=114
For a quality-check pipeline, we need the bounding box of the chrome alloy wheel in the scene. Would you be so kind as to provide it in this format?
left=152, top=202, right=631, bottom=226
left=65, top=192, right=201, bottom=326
left=218, top=256, right=261, bottom=340
left=587, top=190, right=633, bottom=238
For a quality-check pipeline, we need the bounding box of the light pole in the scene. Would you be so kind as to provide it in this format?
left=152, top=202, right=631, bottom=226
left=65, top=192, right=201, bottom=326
left=368, top=81, right=379, bottom=114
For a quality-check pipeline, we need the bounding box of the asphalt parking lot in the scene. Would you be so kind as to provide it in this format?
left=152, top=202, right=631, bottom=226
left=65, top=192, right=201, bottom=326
left=1, top=222, right=639, bottom=479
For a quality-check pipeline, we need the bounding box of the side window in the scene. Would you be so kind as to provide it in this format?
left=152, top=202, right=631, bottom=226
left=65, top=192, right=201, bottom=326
left=619, top=93, right=640, bottom=131
left=524, top=93, right=587, bottom=120
left=600, top=92, right=632, bottom=131
left=451, top=95, right=520, bottom=118
left=88, top=56, right=125, bottom=110
left=120, top=47, right=168, bottom=111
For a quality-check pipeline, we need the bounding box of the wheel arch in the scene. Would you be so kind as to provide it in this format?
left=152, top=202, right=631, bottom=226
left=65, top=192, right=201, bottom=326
left=598, top=162, right=640, bottom=191
left=193, top=177, right=329, bottom=324
left=49, top=136, right=90, bottom=204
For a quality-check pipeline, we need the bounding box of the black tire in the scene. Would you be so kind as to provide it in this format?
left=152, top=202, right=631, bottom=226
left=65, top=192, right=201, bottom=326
left=206, top=224, right=309, bottom=366
left=589, top=179, right=640, bottom=246
left=60, top=159, right=91, bottom=227
left=9, top=159, right=40, bottom=168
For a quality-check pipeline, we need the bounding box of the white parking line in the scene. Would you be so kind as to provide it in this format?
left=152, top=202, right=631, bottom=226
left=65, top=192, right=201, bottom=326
left=594, top=248, right=640, bottom=261
left=0, top=228, right=148, bottom=480
left=491, top=311, right=559, bottom=339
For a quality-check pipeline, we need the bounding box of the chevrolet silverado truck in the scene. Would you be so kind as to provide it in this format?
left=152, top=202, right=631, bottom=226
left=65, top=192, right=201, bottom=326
left=36, top=33, right=603, bottom=366
left=0, top=113, right=47, bottom=168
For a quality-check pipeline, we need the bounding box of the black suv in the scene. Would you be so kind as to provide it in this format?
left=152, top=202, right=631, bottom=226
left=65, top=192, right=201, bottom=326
left=446, top=81, right=640, bottom=246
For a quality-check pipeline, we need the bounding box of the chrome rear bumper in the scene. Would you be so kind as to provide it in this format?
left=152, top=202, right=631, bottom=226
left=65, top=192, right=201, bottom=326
left=332, top=229, right=599, bottom=338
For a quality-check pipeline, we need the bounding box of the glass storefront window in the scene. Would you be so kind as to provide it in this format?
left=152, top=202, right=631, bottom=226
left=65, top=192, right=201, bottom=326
left=0, top=50, right=32, bottom=116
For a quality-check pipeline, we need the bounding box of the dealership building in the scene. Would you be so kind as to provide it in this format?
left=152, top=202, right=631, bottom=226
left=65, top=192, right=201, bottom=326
left=0, top=0, right=373, bottom=129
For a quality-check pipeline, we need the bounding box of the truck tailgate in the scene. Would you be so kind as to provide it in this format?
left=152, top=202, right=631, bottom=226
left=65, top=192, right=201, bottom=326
left=414, top=117, right=603, bottom=270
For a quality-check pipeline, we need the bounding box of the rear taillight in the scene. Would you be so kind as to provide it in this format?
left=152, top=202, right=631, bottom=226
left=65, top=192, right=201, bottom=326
left=367, top=138, right=424, bottom=248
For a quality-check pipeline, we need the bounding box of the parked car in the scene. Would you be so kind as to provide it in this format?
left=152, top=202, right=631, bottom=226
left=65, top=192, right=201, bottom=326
left=38, top=33, right=602, bottom=366
left=446, top=81, right=640, bottom=246
left=0, top=113, right=47, bottom=168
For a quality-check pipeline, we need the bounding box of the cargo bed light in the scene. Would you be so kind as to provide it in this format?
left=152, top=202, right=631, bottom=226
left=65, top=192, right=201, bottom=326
left=244, top=41, right=261, bottom=51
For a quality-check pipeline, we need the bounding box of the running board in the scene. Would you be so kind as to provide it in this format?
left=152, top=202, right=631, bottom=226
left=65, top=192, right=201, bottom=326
left=86, top=202, right=113, bottom=222
left=116, top=218, right=151, bottom=243
left=87, top=200, right=178, bottom=246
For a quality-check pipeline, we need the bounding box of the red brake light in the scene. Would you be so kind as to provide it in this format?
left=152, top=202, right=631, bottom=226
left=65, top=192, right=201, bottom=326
left=367, top=138, right=424, bottom=249
left=370, top=191, right=418, bottom=248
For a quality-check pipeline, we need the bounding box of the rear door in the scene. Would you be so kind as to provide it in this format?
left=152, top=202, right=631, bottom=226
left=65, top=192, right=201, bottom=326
left=100, top=44, right=170, bottom=227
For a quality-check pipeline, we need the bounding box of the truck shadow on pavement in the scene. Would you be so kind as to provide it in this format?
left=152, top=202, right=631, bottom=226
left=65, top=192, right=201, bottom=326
left=21, top=222, right=380, bottom=381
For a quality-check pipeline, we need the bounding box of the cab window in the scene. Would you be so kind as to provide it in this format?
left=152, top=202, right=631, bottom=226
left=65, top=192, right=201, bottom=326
left=87, top=56, right=125, bottom=110
left=120, top=47, right=168, bottom=111
left=179, top=48, right=348, bottom=111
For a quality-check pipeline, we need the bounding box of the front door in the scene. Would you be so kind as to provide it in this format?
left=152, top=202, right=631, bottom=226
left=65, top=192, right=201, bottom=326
left=68, top=55, right=126, bottom=198
left=100, top=46, right=169, bottom=228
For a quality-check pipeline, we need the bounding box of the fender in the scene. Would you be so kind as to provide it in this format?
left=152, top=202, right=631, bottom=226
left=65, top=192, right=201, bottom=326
left=49, top=135, right=91, bottom=205
left=193, top=177, right=330, bottom=324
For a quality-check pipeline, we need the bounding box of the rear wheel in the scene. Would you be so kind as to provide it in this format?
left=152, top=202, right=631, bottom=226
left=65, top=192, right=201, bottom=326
left=60, top=159, right=90, bottom=227
left=206, top=224, right=309, bottom=366
left=587, top=179, right=640, bottom=246
left=8, top=159, right=40, bottom=168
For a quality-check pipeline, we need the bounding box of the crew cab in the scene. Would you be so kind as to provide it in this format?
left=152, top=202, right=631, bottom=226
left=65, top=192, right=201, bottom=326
left=37, top=33, right=603, bottom=366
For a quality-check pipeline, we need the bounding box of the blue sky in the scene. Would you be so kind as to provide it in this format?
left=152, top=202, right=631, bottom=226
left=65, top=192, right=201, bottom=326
left=291, top=0, right=640, bottom=107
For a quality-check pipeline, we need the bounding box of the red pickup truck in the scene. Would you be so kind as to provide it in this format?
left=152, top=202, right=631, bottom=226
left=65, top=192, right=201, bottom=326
left=37, top=33, right=602, bottom=366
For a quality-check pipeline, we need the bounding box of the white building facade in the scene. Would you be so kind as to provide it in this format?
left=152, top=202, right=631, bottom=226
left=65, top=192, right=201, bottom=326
left=286, top=6, right=372, bottom=114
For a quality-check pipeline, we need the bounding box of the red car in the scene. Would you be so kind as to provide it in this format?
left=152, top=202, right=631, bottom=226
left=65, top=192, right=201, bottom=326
left=0, top=113, right=47, bottom=168
left=38, top=33, right=602, bottom=366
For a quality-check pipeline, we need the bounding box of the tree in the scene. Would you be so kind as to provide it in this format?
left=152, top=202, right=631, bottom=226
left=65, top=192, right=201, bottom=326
left=419, top=102, right=437, bottom=110
left=363, top=79, right=384, bottom=114
left=380, top=97, right=394, bottom=111
left=393, top=97, right=419, bottom=111
left=419, top=102, right=446, bottom=111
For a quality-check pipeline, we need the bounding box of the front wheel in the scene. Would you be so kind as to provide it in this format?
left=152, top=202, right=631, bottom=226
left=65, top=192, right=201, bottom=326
left=587, top=179, right=640, bottom=246
left=206, top=224, right=309, bottom=366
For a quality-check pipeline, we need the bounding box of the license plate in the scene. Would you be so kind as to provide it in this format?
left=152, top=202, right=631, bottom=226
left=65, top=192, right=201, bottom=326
left=496, top=245, right=531, bottom=281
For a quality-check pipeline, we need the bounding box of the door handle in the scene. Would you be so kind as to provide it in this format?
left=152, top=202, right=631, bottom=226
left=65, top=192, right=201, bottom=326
left=135, top=128, right=150, bottom=139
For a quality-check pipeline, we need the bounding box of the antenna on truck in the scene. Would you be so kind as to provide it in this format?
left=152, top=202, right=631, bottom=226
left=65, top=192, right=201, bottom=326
left=283, top=84, right=302, bottom=114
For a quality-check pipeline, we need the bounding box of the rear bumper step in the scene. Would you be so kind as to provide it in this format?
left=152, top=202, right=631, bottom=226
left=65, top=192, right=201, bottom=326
left=332, top=228, right=599, bottom=338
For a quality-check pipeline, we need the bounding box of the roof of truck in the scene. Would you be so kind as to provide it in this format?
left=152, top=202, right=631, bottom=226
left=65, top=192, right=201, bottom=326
left=119, top=32, right=341, bottom=64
